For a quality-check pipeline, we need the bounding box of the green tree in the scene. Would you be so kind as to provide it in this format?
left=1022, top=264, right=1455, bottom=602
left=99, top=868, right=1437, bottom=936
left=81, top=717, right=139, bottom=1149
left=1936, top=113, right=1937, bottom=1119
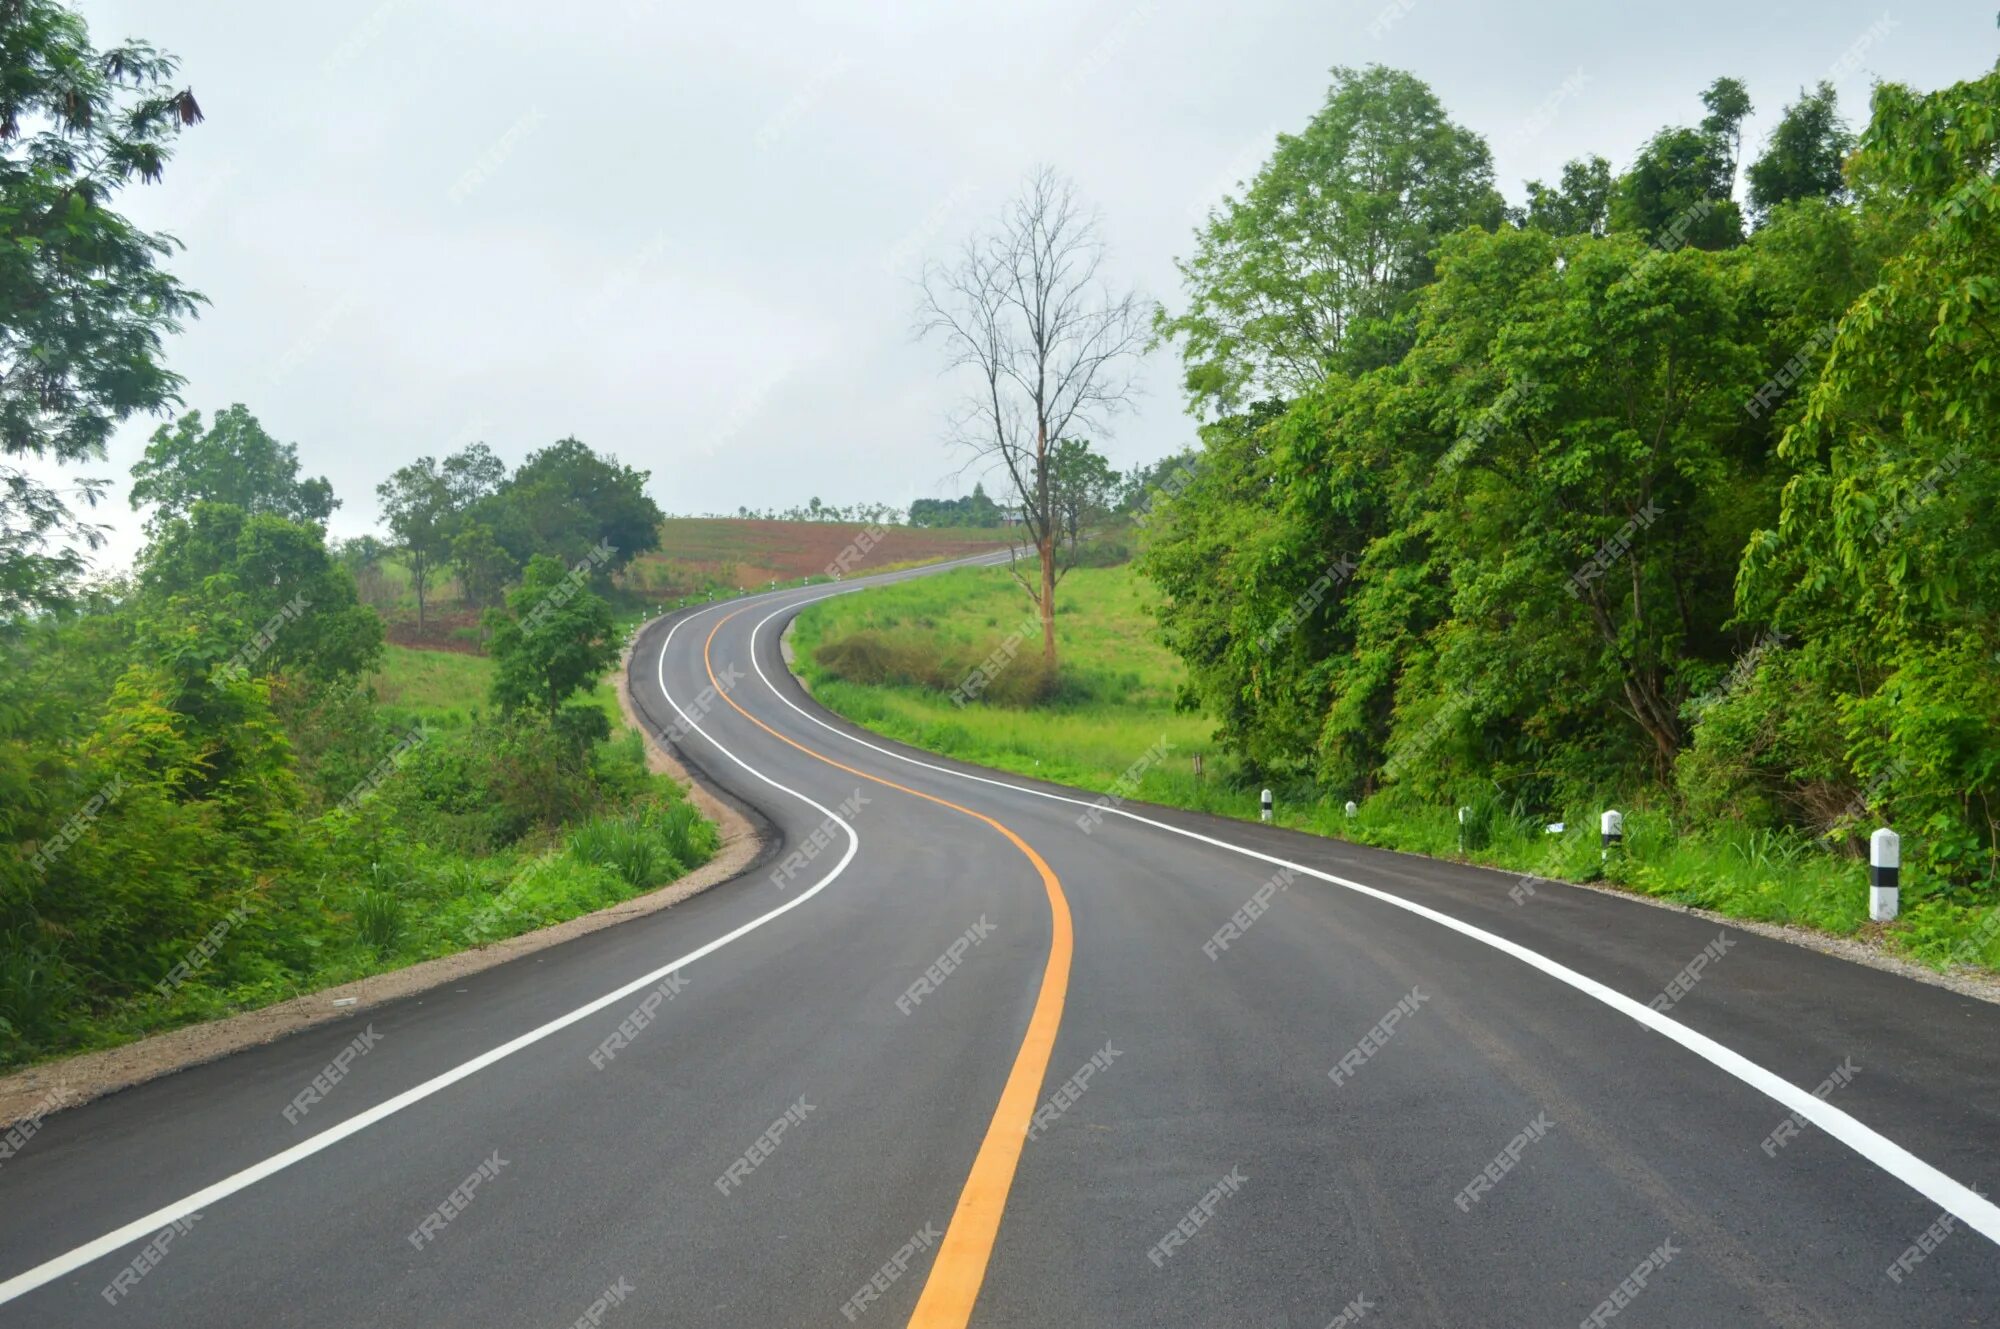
left=0, top=1, right=204, bottom=612
left=377, top=458, right=453, bottom=635
left=1158, top=65, right=1504, bottom=410
left=480, top=437, right=663, bottom=577
left=1737, top=66, right=2000, bottom=878
left=139, top=502, right=382, bottom=683
left=450, top=521, right=514, bottom=611
left=1050, top=438, right=1119, bottom=553
left=130, top=405, right=337, bottom=530
left=1611, top=126, right=1744, bottom=249
left=1523, top=156, right=1612, bottom=238
left=486, top=553, right=619, bottom=719
left=1699, top=76, right=1754, bottom=188
left=1745, top=82, right=1853, bottom=223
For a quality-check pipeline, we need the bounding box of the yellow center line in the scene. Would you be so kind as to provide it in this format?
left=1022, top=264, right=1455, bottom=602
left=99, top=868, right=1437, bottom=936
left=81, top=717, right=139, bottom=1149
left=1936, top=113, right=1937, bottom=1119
left=697, top=606, right=1072, bottom=1329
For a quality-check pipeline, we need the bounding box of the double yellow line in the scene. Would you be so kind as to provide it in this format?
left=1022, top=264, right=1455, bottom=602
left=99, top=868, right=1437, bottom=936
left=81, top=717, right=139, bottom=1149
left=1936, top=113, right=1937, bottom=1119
left=700, top=607, right=1073, bottom=1328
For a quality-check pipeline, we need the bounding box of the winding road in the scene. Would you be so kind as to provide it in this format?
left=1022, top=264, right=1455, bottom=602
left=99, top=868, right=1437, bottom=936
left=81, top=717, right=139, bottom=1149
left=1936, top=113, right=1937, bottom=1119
left=3, top=555, right=1997, bottom=1326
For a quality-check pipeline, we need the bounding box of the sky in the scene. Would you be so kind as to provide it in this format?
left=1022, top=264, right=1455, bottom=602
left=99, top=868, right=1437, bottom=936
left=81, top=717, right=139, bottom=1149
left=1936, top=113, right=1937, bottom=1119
left=43, top=0, right=2000, bottom=574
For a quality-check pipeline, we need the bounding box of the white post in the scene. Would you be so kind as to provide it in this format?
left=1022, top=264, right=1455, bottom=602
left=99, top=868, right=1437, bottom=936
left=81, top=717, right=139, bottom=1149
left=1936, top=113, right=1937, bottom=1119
left=1344, top=800, right=1357, bottom=818
left=1457, top=805, right=1470, bottom=852
left=1869, top=827, right=1900, bottom=922
left=1600, top=809, right=1623, bottom=863
left=1260, top=789, right=1273, bottom=823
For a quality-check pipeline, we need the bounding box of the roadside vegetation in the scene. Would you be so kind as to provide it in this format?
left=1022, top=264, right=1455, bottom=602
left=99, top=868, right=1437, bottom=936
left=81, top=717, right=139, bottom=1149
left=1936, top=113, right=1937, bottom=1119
left=0, top=4, right=726, bottom=1069
left=798, top=563, right=2000, bottom=973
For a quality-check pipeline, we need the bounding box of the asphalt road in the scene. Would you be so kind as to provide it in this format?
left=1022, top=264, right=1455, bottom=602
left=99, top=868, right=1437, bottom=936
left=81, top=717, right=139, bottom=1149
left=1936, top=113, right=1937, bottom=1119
left=3, top=555, right=1997, bottom=1327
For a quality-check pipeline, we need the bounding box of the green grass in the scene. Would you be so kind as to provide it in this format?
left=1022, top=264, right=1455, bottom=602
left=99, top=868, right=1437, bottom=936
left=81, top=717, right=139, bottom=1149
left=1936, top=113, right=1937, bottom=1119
left=792, top=564, right=1217, bottom=790
left=369, top=643, right=621, bottom=732
left=794, top=563, right=2000, bottom=976
left=369, top=645, right=494, bottom=725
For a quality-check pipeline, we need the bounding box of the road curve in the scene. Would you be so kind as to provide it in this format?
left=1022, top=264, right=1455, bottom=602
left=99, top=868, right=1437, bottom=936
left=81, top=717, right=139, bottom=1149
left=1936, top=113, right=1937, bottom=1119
left=2, top=555, right=1997, bottom=1326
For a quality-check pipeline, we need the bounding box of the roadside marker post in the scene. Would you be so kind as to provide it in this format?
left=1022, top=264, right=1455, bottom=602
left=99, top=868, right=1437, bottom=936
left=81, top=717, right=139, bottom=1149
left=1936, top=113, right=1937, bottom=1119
left=1344, top=800, right=1357, bottom=819
left=1600, top=809, right=1623, bottom=863
left=1457, top=805, right=1470, bottom=853
left=1260, top=789, right=1273, bottom=823
left=1870, top=828, right=1900, bottom=922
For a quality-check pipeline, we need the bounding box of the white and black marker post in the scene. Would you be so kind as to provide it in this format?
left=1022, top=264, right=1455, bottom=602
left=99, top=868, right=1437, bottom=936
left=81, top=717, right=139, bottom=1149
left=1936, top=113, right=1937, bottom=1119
left=1457, top=805, right=1470, bottom=853
left=1870, top=827, right=1900, bottom=922
left=1260, top=789, right=1273, bottom=823
left=1600, top=809, right=1624, bottom=863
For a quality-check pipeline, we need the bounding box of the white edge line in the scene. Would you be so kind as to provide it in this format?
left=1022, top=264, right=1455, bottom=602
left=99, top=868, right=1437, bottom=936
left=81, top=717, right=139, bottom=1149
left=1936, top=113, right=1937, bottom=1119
left=748, top=592, right=2000, bottom=1249
left=0, top=600, right=862, bottom=1307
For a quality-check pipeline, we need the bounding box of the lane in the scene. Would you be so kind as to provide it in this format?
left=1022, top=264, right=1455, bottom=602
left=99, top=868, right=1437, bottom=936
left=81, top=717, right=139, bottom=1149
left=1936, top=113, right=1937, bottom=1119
left=0, top=555, right=1055, bottom=1327
left=705, top=585, right=2000, bottom=1326
left=5, top=550, right=1996, bottom=1327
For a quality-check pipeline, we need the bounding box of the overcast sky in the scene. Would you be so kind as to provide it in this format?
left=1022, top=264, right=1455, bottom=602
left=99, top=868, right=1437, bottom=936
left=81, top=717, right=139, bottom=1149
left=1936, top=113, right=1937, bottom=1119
left=52, top=0, right=1997, bottom=572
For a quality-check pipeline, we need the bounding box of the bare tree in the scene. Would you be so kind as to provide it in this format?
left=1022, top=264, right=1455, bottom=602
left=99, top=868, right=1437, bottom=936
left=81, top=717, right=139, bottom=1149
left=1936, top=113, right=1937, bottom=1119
left=919, top=168, right=1145, bottom=674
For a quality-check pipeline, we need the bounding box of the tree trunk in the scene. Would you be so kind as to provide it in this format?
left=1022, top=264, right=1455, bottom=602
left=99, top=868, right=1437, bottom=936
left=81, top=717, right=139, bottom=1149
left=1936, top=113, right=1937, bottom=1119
left=1039, top=532, right=1057, bottom=670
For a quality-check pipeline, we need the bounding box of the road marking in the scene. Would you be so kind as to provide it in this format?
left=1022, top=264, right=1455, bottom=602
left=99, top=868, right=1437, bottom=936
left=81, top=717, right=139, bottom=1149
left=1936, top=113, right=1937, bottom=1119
left=0, top=601, right=863, bottom=1309
left=748, top=594, right=2000, bottom=1251
left=695, top=607, right=1072, bottom=1329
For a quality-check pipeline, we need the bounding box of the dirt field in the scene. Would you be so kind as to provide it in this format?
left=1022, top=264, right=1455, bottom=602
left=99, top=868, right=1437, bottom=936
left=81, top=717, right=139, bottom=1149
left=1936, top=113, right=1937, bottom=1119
left=624, top=518, right=1009, bottom=594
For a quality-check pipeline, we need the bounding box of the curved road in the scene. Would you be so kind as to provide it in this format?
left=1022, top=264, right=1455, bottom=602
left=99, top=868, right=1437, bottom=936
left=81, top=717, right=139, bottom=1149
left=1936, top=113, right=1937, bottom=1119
left=2, top=556, right=1997, bottom=1326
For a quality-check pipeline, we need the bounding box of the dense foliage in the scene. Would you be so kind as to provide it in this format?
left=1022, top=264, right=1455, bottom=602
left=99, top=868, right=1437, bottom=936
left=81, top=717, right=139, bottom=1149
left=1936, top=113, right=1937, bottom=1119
left=0, top=7, right=704, bottom=1068
left=1145, top=63, right=2000, bottom=890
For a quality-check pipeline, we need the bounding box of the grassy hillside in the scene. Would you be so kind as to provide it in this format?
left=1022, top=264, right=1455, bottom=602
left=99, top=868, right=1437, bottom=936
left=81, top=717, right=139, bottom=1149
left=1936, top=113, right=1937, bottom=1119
left=793, top=564, right=2000, bottom=976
